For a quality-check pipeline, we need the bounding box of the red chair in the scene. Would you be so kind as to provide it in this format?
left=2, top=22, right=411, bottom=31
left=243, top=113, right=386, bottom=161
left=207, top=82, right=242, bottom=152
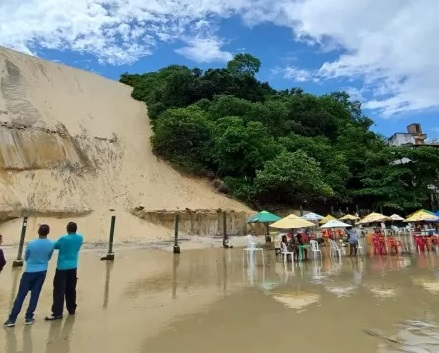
left=414, top=236, right=426, bottom=253
left=387, top=237, right=402, bottom=255
left=372, top=237, right=387, bottom=255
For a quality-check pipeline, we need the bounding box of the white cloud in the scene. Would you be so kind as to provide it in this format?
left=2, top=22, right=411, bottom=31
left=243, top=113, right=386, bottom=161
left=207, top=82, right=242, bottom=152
left=1, top=0, right=439, bottom=116
left=0, top=0, right=247, bottom=65
left=272, top=66, right=317, bottom=82
left=242, top=0, right=439, bottom=116
left=176, top=37, right=233, bottom=63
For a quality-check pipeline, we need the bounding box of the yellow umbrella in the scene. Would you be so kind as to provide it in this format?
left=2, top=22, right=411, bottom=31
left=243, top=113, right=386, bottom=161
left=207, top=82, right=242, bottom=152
left=339, top=214, right=360, bottom=221
left=270, top=214, right=315, bottom=229
left=357, top=212, right=389, bottom=224
left=404, top=209, right=439, bottom=222
left=319, top=214, right=336, bottom=224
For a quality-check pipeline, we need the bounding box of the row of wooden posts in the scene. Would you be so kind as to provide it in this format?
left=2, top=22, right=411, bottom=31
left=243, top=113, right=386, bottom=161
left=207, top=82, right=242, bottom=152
left=9, top=211, right=230, bottom=266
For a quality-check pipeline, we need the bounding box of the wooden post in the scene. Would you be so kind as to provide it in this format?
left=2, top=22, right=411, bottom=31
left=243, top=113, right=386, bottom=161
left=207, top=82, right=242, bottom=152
left=300, top=205, right=303, bottom=216
left=222, top=211, right=228, bottom=248
left=173, top=213, right=181, bottom=254
left=101, top=215, right=116, bottom=261
left=265, top=223, right=271, bottom=243
left=13, top=216, right=28, bottom=267
left=356, top=204, right=360, bottom=216
left=330, top=205, right=334, bottom=215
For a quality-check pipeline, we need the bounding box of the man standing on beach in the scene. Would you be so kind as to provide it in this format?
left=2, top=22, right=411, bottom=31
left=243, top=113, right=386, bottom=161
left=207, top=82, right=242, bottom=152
left=0, top=234, right=6, bottom=273
left=46, top=222, right=83, bottom=320
left=4, top=225, right=54, bottom=327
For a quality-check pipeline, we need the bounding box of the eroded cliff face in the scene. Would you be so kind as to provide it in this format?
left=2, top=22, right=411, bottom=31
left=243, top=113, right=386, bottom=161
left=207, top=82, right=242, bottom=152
left=131, top=207, right=249, bottom=236
left=0, top=47, right=250, bottom=242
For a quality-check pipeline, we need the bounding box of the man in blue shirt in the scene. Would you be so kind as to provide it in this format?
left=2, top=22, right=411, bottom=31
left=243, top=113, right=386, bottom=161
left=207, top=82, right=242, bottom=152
left=348, top=226, right=359, bottom=256
left=45, top=221, right=83, bottom=320
left=4, top=224, right=54, bottom=327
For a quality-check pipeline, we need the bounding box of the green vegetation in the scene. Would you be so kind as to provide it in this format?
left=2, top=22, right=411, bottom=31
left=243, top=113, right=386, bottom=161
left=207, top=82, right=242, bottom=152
left=120, top=54, right=439, bottom=213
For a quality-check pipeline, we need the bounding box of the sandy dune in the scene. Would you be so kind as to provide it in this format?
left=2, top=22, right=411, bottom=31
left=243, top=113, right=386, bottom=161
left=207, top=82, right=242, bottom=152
left=0, top=47, right=251, bottom=244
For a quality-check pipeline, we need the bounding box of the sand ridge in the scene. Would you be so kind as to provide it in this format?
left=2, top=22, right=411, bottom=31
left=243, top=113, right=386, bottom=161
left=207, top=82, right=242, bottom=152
left=0, top=46, right=251, bottom=244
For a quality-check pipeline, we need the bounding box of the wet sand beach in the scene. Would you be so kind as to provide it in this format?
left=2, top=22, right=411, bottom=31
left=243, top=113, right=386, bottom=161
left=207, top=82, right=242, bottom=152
left=2, top=247, right=439, bottom=353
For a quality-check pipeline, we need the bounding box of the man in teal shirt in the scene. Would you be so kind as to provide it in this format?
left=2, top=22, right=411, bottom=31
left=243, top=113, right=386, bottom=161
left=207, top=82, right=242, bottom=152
left=45, top=222, right=83, bottom=320
left=4, top=224, right=54, bottom=327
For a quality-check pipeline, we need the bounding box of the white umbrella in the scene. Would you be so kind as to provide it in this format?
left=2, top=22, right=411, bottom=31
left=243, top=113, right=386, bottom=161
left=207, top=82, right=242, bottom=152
left=302, top=212, right=324, bottom=221
left=389, top=214, right=405, bottom=221
left=319, top=219, right=352, bottom=229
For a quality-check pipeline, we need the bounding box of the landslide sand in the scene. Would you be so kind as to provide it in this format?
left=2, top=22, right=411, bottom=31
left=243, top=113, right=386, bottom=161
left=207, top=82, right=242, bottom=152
left=0, top=46, right=251, bottom=245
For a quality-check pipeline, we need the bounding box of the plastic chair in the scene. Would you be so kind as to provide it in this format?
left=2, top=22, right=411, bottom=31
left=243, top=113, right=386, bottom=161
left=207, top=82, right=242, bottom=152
left=372, top=237, right=387, bottom=255
left=280, top=242, right=294, bottom=264
left=357, top=239, right=365, bottom=255
left=243, top=234, right=264, bottom=265
left=387, top=237, right=403, bottom=255
left=414, top=236, right=426, bottom=253
left=310, top=240, right=322, bottom=260
left=329, top=239, right=343, bottom=258
left=244, top=234, right=261, bottom=251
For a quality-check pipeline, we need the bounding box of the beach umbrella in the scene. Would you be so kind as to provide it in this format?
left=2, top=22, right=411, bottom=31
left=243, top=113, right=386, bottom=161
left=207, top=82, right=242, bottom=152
left=436, top=211, right=439, bottom=217
left=270, top=214, right=315, bottom=229
left=319, top=219, right=352, bottom=229
left=389, top=214, right=405, bottom=221
left=247, top=210, right=281, bottom=224
left=357, top=212, right=390, bottom=224
left=302, top=212, right=324, bottom=221
left=247, top=210, right=281, bottom=242
left=319, top=214, right=336, bottom=224
left=303, top=212, right=324, bottom=221
left=404, top=209, right=439, bottom=222
left=339, top=214, right=360, bottom=221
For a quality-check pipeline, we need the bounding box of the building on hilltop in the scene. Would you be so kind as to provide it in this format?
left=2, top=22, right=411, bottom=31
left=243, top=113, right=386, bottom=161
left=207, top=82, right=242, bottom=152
left=388, top=123, right=439, bottom=147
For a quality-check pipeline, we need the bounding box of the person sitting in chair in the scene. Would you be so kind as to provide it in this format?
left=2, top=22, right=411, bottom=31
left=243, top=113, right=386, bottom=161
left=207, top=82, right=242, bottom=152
left=294, top=233, right=308, bottom=261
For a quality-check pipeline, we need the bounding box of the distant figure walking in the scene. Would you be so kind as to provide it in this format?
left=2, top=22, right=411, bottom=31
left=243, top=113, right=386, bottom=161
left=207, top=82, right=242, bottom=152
left=348, top=227, right=359, bottom=256
left=0, top=234, right=6, bottom=273
left=4, top=225, right=54, bottom=327
left=45, top=222, right=83, bottom=321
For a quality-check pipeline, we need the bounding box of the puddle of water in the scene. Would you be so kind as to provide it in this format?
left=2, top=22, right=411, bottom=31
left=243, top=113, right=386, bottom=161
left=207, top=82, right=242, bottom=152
left=1, top=248, right=439, bottom=352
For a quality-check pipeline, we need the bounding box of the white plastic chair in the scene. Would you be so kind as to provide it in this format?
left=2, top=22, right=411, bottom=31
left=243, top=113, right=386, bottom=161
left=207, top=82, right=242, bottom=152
left=310, top=240, right=322, bottom=260
left=243, top=234, right=264, bottom=265
left=280, top=242, right=294, bottom=264
left=329, top=239, right=343, bottom=258
left=357, top=239, right=365, bottom=255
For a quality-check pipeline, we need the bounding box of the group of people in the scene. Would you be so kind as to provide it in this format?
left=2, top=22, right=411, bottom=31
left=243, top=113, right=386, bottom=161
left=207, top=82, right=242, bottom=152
left=281, top=226, right=360, bottom=259
left=0, top=222, right=83, bottom=327
left=281, top=232, right=309, bottom=261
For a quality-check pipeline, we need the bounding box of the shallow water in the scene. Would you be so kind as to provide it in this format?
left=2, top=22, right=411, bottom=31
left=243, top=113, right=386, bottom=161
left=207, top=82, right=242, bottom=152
left=2, top=248, right=439, bottom=353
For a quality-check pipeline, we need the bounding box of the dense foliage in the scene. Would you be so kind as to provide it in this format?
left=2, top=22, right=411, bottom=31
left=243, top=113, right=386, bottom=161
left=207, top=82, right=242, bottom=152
left=120, top=54, right=439, bottom=213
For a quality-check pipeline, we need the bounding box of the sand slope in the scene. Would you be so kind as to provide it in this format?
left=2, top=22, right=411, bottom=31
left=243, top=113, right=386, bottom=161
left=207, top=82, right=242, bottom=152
left=0, top=47, right=251, bottom=244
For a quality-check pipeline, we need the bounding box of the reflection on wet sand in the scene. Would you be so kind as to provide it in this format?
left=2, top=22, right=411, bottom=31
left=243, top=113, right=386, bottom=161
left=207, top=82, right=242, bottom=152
left=2, top=248, right=439, bottom=352
left=103, top=261, right=113, bottom=309
left=4, top=325, right=32, bottom=353
left=9, top=268, right=21, bottom=307
left=45, top=316, right=76, bottom=353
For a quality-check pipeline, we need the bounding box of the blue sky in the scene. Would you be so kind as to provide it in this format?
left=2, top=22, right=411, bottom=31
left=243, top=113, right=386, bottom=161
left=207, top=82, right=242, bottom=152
left=2, top=0, right=438, bottom=140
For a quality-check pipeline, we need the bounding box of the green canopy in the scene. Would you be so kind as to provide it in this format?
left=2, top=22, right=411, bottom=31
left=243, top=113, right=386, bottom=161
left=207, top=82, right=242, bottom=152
left=247, top=210, right=281, bottom=224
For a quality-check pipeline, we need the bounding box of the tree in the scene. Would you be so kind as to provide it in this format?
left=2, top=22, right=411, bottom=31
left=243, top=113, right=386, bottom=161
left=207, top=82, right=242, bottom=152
left=210, top=117, right=279, bottom=177
left=253, top=150, right=334, bottom=204
left=151, top=106, right=212, bottom=172
left=279, top=134, right=351, bottom=202
left=120, top=53, right=439, bottom=212
left=360, top=146, right=439, bottom=211
left=226, top=54, right=261, bottom=77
